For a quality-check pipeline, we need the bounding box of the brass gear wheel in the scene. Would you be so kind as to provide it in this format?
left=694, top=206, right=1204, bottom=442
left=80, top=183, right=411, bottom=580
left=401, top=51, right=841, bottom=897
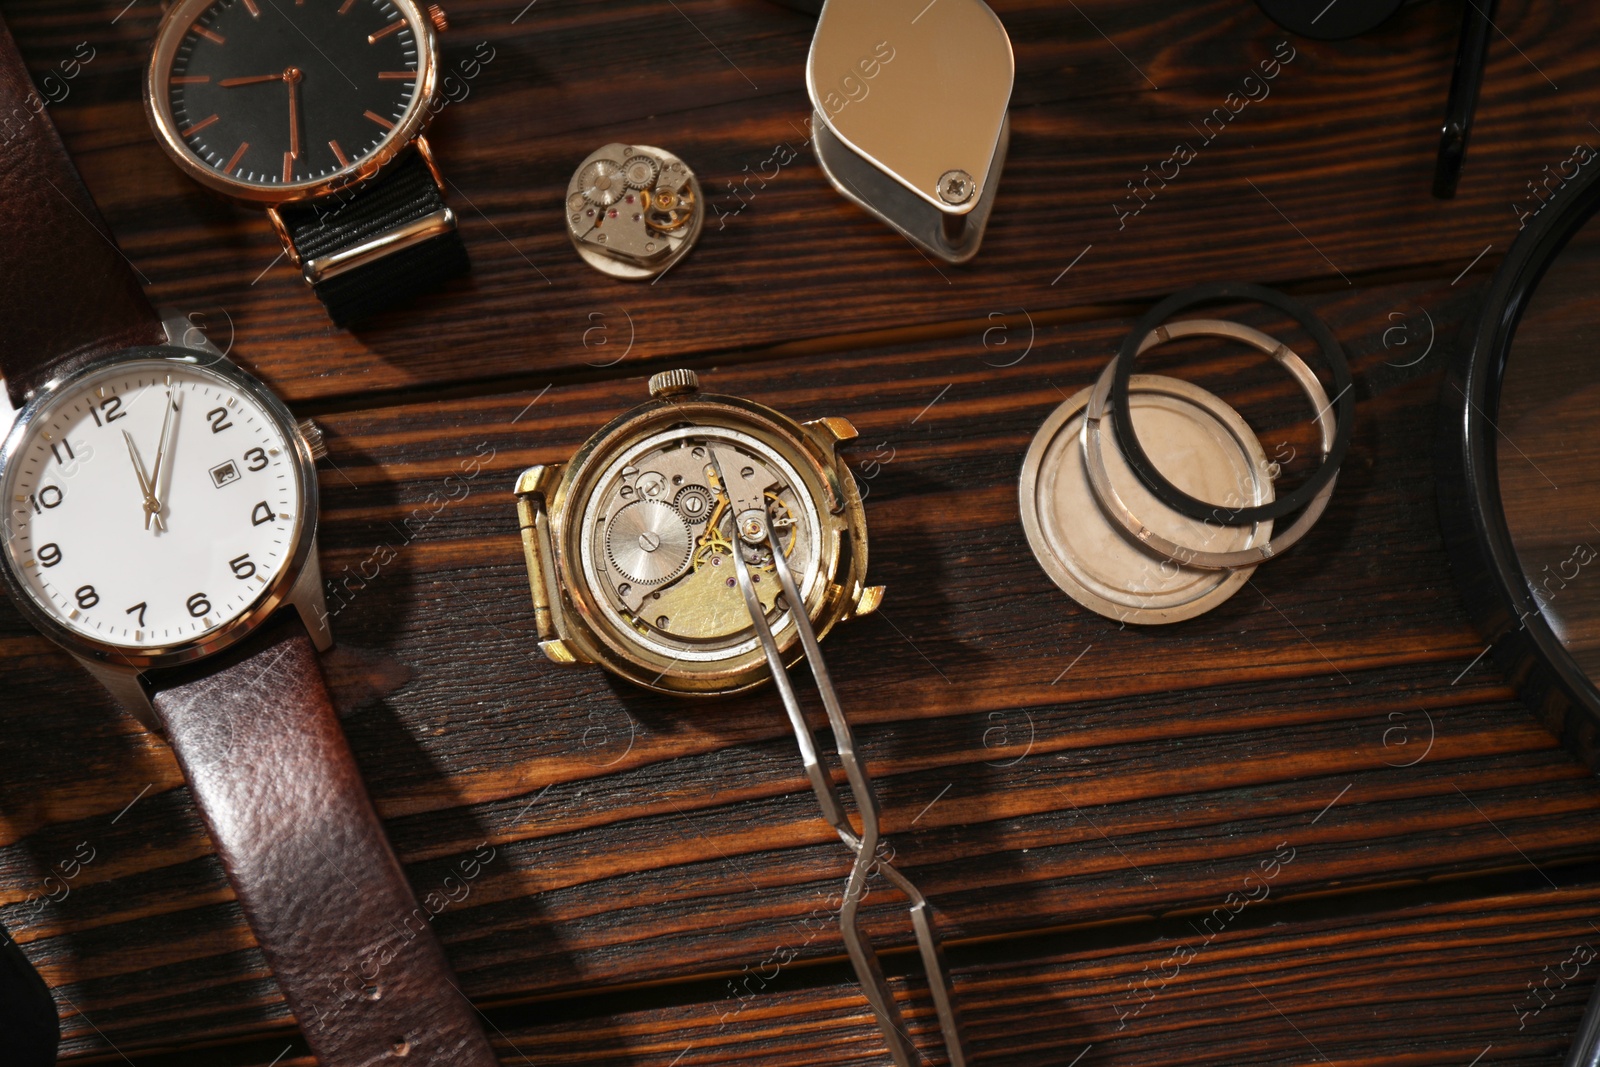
left=646, top=180, right=698, bottom=234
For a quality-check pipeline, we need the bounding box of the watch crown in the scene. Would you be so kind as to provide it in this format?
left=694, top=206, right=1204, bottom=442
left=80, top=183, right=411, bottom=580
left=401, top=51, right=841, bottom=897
left=648, top=369, right=699, bottom=400
left=427, top=3, right=448, bottom=31
left=297, top=418, right=329, bottom=461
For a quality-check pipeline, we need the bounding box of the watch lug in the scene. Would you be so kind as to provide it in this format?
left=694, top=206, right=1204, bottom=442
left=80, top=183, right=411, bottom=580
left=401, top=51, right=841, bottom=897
left=288, top=547, right=335, bottom=651
left=515, top=464, right=566, bottom=643
left=160, top=310, right=228, bottom=358
left=414, top=135, right=448, bottom=194
left=805, top=418, right=859, bottom=515
left=848, top=583, right=886, bottom=620
left=75, top=656, right=160, bottom=734
left=265, top=205, right=302, bottom=268
left=804, top=416, right=860, bottom=445
left=514, top=463, right=559, bottom=497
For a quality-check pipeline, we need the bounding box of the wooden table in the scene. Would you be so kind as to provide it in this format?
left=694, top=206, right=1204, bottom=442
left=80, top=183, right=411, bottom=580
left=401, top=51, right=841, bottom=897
left=3, top=0, right=1599, bottom=1063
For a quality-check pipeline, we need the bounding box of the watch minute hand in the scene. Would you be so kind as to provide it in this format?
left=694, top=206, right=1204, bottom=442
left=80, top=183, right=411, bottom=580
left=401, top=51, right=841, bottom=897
left=218, top=73, right=284, bottom=87
left=146, top=392, right=179, bottom=529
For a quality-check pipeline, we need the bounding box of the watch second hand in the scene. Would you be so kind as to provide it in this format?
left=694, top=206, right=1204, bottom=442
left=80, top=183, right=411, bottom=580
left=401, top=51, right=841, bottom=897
left=121, top=430, right=164, bottom=533
left=146, top=391, right=180, bottom=532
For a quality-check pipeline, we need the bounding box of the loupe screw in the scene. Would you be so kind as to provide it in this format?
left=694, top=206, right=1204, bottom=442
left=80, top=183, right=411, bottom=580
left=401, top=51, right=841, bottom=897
left=938, top=169, right=975, bottom=205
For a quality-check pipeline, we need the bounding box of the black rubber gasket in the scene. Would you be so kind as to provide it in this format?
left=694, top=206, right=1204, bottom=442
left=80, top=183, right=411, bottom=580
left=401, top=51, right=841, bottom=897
left=1111, top=281, right=1355, bottom=527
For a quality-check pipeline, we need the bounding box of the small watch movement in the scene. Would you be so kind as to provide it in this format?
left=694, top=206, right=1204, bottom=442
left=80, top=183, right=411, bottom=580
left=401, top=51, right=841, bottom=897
left=565, top=144, right=704, bottom=281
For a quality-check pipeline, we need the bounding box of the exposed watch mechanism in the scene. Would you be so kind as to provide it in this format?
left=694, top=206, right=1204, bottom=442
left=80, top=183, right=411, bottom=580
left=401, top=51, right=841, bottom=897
left=566, top=143, right=703, bottom=280
left=516, top=367, right=869, bottom=693
left=588, top=428, right=817, bottom=655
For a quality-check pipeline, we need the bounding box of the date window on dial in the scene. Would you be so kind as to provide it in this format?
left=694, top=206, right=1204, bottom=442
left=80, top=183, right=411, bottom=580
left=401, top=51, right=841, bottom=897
left=209, top=459, right=241, bottom=488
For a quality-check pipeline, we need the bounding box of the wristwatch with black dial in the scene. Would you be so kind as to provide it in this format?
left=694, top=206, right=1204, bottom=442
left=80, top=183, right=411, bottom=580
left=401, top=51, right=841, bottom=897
left=144, top=0, right=469, bottom=326
left=0, top=16, right=495, bottom=1064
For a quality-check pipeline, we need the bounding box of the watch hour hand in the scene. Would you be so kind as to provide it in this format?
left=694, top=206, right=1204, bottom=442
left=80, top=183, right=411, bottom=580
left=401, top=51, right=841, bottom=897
left=122, top=430, right=165, bottom=533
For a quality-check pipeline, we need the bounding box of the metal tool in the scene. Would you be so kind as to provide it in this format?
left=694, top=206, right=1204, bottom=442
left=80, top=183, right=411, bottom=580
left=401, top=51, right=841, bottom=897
left=806, top=0, right=1013, bottom=263
left=1433, top=0, right=1496, bottom=199
left=1566, top=981, right=1600, bottom=1067
left=708, top=444, right=968, bottom=1067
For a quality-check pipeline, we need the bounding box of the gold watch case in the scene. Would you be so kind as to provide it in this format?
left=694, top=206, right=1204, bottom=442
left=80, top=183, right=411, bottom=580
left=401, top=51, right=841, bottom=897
left=515, top=370, right=883, bottom=696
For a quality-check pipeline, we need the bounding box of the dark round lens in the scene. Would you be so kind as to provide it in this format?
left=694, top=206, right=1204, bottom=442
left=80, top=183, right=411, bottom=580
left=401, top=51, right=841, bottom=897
left=1254, top=0, right=1405, bottom=40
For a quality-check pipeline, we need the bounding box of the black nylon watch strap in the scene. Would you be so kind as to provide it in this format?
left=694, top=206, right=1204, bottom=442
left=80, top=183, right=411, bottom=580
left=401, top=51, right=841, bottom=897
left=278, top=147, right=468, bottom=327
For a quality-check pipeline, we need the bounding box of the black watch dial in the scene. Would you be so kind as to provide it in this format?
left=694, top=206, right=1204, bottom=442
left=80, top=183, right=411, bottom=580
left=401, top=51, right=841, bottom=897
left=160, top=0, right=424, bottom=190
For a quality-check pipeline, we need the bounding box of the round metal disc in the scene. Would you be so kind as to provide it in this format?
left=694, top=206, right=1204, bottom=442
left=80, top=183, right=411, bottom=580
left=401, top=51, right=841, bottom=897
left=1019, top=374, right=1275, bottom=625
left=605, top=499, right=692, bottom=586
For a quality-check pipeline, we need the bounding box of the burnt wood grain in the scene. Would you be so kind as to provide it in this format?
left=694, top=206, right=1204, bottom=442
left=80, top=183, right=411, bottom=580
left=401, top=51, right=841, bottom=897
left=0, top=0, right=1589, bottom=402
left=0, top=0, right=1597, bottom=1064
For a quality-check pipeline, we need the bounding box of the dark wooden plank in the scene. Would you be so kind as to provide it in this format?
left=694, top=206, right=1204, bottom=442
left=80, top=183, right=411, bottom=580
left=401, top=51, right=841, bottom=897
left=0, top=0, right=1590, bottom=402
left=474, top=872, right=1600, bottom=1067
left=6, top=278, right=1597, bottom=1057
left=2, top=0, right=1596, bottom=1062
left=96, top=871, right=1600, bottom=1065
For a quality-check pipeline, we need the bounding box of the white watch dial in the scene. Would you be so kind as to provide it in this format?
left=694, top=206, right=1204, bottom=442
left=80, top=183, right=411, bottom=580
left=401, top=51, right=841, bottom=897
left=2, top=358, right=303, bottom=650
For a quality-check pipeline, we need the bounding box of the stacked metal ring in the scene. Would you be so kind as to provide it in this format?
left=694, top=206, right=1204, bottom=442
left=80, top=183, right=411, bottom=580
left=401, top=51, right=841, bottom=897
left=1020, top=283, right=1354, bottom=624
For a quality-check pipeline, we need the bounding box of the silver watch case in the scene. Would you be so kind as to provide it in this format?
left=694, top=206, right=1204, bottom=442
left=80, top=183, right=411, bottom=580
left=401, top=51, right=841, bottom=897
left=0, top=323, right=329, bottom=729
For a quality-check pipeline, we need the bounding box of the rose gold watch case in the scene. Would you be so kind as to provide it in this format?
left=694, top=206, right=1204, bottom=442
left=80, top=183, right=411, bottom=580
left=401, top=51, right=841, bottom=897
left=517, top=385, right=878, bottom=696
left=143, top=0, right=441, bottom=206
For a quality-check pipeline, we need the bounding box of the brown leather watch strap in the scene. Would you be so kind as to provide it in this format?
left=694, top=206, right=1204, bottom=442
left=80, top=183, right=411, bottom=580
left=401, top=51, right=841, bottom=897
left=150, top=618, right=499, bottom=1066
left=0, top=13, right=164, bottom=409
